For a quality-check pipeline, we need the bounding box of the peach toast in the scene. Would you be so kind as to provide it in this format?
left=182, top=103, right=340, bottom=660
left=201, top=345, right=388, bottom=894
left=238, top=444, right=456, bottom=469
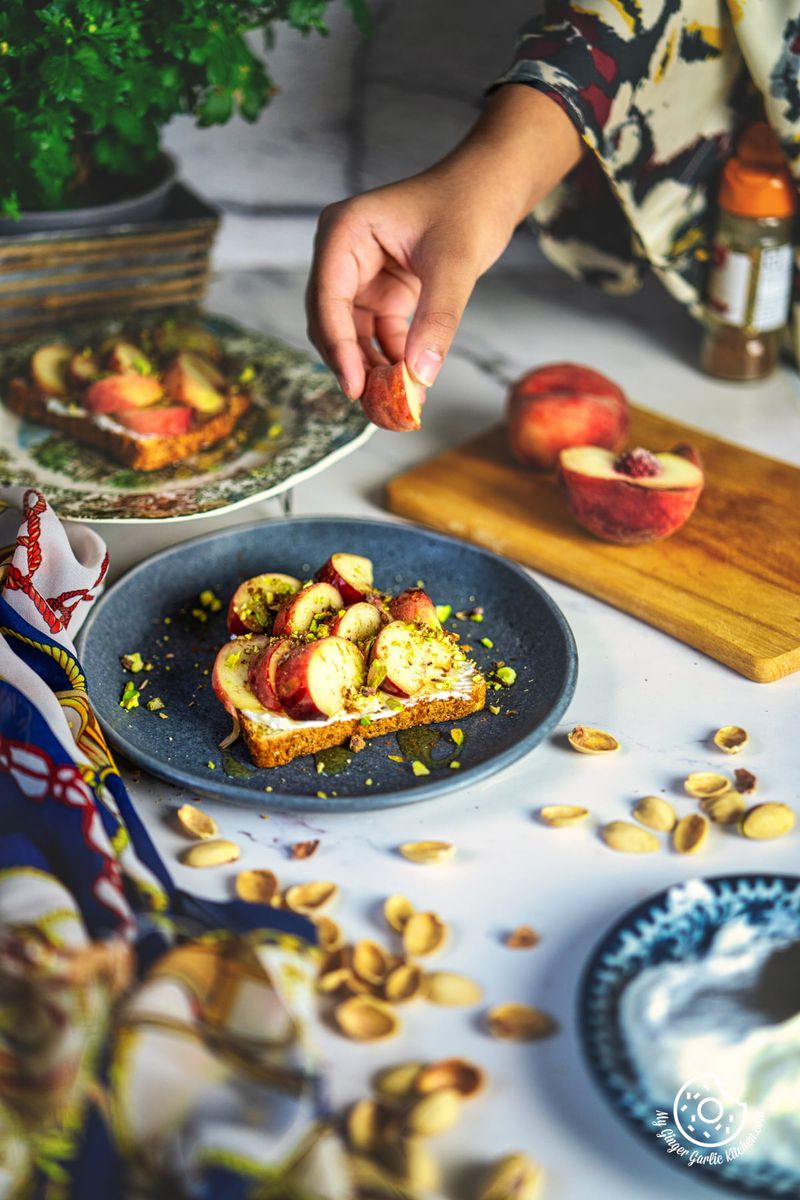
left=5, top=320, right=251, bottom=471
left=212, top=552, right=486, bottom=769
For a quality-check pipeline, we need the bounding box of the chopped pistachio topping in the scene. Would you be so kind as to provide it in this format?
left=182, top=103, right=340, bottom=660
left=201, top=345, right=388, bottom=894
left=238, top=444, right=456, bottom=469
left=225, top=650, right=242, bottom=668
left=435, top=604, right=452, bottom=623
left=450, top=761, right=461, bottom=769
left=199, top=589, right=222, bottom=612
left=450, top=728, right=464, bottom=747
left=489, top=704, right=501, bottom=715
left=411, top=761, right=430, bottom=777
left=267, top=422, right=283, bottom=439
left=388, top=754, right=404, bottom=762
left=191, top=608, right=207, bottom=622
left=359, top=716, right=372, bottom=726
left=119, top=680, right=139, bottom=710
left=207, top=761, right=216, bottom=769
left=480, top=637, right=494, bottom=649
left=367, top=661, right=387, bottom=690
left=238, top=365, right=256, bottom=383
left=495, top=666, right=517, bottom=686
left=385, top=697, right=403, bottom=711
left=145, top=696, right=165, bottom=712
left=120, top=651, right=145, bottom=673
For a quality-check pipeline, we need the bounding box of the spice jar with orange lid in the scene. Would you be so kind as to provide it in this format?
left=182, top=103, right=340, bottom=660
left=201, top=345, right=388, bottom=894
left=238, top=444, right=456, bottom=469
left=701, top=131, right=796, bottom=382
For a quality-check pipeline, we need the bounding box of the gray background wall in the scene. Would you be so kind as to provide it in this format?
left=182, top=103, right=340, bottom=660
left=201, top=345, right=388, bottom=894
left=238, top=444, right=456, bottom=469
left=163, top=1, right=539, bottom=268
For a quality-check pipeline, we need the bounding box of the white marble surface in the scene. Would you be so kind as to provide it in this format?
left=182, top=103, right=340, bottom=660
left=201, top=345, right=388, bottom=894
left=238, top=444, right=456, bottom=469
left=92, top=261, right=800, bottom=1199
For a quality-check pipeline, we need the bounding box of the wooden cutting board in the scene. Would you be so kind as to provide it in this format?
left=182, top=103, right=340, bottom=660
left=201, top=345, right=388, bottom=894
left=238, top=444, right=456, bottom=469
left=386, top=406, right=800, bottom=683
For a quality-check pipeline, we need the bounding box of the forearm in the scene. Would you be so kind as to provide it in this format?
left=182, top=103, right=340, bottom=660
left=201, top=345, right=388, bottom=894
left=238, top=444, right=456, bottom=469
left=428, top=84, right=585, bottom=231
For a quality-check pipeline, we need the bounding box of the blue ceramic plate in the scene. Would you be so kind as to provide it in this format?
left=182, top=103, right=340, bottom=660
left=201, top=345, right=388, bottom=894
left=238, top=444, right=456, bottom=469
left=76, top=516, right=577, bottom=811
left=579, top=874, right=800, bottom=1197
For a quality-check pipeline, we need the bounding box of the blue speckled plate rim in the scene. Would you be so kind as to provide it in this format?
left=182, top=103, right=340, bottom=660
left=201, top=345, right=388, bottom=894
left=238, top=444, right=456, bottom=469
left=76, top=514, right=578, bottom=811
left=576, top=872, right=800, bottom=1197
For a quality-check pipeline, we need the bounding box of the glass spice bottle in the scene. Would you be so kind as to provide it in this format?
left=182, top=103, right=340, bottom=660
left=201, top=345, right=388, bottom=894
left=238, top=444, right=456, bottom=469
left=701, top=132, right=796, bottom=382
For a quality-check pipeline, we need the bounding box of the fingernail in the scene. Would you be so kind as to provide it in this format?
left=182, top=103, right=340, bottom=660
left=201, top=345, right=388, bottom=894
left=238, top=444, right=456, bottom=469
left=411, top=349, right=443, bottom=388
left=337, top=374, right=353, bottom=400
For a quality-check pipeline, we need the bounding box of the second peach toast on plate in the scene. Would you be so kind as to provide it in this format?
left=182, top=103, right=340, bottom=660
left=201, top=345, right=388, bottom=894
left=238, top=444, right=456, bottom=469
left=213, top=552, right=486, bottom=768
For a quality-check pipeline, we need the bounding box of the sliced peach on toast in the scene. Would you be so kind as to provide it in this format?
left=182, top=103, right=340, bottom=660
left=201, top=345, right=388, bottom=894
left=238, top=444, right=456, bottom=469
left=275, top=636, right=365, bottom=721
left=69, top=350, right=100, bottom=386
left=315, top=552, right=374, bottom=604
left=272, top=581, right=343, bottom=637
left=84, top=373, right=163, bottom=414
left=116, top=405, right=194, bottom=437
left=389, top=587, right=440, bottom=628
left=31, top=343, right=73, bottom=396
left=247, top=638, right=295, bottom=711
left=328, top=600, right=383, bottom=644
left=107, top=341, right=154, bottom=376
left=212, top=635, right=271, bottom=715
left=163, top=352, right=226, bottom=414
left=227, top=573, right=302, bottom=635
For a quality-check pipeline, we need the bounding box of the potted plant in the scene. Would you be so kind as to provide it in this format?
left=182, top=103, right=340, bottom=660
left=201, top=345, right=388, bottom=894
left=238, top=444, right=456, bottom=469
left=0, top=0, right=370, bottom=232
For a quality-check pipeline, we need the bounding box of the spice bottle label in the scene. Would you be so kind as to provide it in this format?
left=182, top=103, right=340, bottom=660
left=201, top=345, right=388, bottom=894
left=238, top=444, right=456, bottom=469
left=707, top=243, right=793, bottom=332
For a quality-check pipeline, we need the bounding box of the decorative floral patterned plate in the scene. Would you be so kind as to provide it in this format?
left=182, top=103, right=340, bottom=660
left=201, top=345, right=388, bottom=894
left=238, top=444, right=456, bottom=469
left=579, top=874, right=800, bottom=1198
left=0, top=308, right=373, bottom=522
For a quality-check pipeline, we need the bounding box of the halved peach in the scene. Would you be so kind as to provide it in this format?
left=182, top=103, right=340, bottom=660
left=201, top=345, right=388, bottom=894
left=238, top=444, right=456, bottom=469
left=368, top=621, right=426, bottom=698
left=116, top=405, right=193, bottom=437
left=328, top=601, right=383, bottom=644
left=361, top=361, right=426, bottom=432
left=275, top=636, right=365, bottom=720
left=84, top=374, right=163, bottom=414
left=315, top=553, right=374, bottom=604
left=163, top=352, right=225, bottom=414
left=212, top=635, right=270, bottom=715
left=227, top=573, right=302, bottom=635
left=272, top=581, right=343, bottom=637
left=506, top=362, right=629, bottom=470
left=31, top=344, right=72, bottom=396
left=389, top=587, right=439, bottom=628
left=69, top=350, right=100, bottom=386
left=247, top=638, right=295, bottom=711
left=558, top=445, right=704, bottom=544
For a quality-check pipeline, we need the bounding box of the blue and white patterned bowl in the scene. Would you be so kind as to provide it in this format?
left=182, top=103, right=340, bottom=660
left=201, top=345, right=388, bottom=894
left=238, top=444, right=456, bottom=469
left=579, top=874, right=800, bottom=1197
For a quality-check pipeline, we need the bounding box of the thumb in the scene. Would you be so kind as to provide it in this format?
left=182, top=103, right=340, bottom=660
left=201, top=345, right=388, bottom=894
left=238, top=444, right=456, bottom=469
left=405, top=257, right=476, bottom=388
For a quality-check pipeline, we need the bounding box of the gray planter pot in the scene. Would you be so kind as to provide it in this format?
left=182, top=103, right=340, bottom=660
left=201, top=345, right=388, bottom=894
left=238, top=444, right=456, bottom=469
left=0, top=153, right=177, bottom=235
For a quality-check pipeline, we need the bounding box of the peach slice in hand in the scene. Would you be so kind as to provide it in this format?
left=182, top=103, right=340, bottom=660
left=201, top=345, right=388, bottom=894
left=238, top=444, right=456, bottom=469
left=275, top=636, right=365, bottom=721
left=361, top=361, right=426, bottom=432
left=116, top=405, right=193, bottom=437
left=389, top=587, right=440, bottom=628
left=84, top=374, right=163, bottom=414
left=31, top=344, right=73, bottom=396
left=506, top=362, right=629, bottom=470
left=272, top=581, right=343, bottom=637
left=315, top=552, right=373, bottom=604
left=559, top=445, right=704, bottom=545
left=328, top=601, right=383, bottom=643
left=247, top=638, right=295, bottom=711
left=227, top=573, right=302, bottom=635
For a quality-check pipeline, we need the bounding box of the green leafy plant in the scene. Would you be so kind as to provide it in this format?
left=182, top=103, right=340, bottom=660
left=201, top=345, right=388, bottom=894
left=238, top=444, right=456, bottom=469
left=0, top=0, right=371, bottom=217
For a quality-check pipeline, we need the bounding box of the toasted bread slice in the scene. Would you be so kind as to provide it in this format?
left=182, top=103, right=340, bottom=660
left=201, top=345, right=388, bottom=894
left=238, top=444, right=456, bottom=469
left=237, top=674, right=486, bottom=768
left=5, top=378, right=251, bottom=472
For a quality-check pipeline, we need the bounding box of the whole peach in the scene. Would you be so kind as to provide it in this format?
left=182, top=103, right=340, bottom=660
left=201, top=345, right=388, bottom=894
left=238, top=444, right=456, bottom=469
left=506, top=362, right=629, bottom=470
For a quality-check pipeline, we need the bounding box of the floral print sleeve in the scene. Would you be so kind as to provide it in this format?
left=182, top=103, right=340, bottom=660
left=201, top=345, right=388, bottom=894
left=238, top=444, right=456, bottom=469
left=493, top=2, right=800, bottom=323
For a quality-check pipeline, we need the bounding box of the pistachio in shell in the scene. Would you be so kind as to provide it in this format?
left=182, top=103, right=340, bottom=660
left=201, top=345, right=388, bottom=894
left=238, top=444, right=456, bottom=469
left=180, top=839, right=241, bottom=868
left=335, top=995, right=400, bottom=1041
left=741, top=803, right=796, bottom=841
left=175, top=803, right=218, bottom=840
left=384, top=963, right=422, bottom=1004
left=673, top=813, right=709, bottom=855
left=373, top=1061, right=424, bottom=1100
left=398, top=840, right=455, bottom=865
left=478, top=1151, right=545, bottom=1200
left=384, top=893, right=415, bottom=932
left=486, top=1003, right=558, bottom=1041
left=633, top=795, right=677, bottom=833
left=402, top=911, right=447, bottom=958
left=601, top=821, right=660, bottom=854
left=421, top=971, right=483, bottom=1006
left=415, top=1057, right=485, bottom=1099
left=315, top=915, right=344, bottom=953
left=235, top=867, right=278, bottom=904
left=403, top=1086, right=461, bottom=1137
left=713, top=725, right=748, bottom=754
left=567, top=726, right=620, bottom=754
left=284, top=880, right=338, bottom=914
left=701, top=791, right=746, bottom=826
left=317, top=967, right=354, bottom=995
left=352, top=939, right=391, bottom=986
left=683, top=772, right=730, bottom=799
left=346, top=1097, right=386, bottom=1153
left=538, top=805, right=590, bottom=828
left=378, top=1137, right=441, bottom=1192
left=346, top=1154, right=416, bottom=1199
